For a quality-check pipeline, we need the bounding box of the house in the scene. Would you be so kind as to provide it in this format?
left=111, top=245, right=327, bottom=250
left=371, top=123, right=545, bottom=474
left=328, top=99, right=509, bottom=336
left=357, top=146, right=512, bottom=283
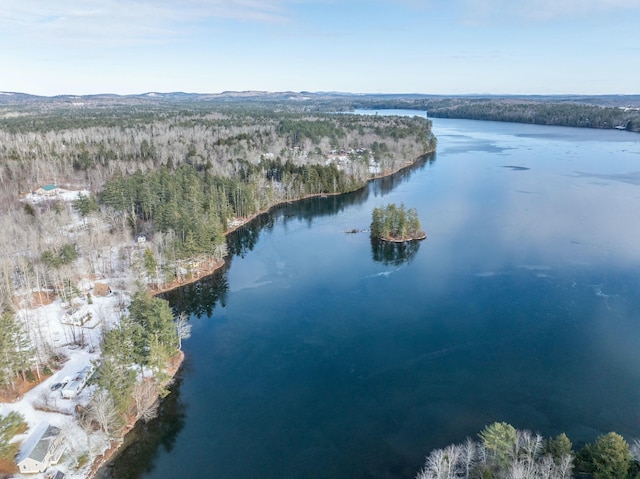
left=34, top=184, right=59, bottom=196
left=16, top=423, right=65, bottom=474
left=93, top=282, right=112, bottom=297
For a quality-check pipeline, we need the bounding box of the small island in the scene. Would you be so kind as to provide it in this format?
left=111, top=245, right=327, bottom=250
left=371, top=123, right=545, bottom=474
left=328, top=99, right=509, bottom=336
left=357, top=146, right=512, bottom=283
left=370, top=203, right=426, bottom=242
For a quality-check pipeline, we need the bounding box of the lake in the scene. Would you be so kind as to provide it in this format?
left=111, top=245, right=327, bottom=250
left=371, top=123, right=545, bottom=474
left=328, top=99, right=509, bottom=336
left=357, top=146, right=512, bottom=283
left=100, top=117, right=640, bottom=479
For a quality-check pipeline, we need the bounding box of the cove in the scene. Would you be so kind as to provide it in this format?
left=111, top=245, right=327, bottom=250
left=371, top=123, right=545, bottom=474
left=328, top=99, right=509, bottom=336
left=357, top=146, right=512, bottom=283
left=99, top=118, right=640, bottom=479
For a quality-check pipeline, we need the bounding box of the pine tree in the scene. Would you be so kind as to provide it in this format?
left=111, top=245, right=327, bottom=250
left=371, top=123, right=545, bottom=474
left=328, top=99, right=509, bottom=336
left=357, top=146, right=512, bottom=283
left=0, top=312, right=34, bottom=389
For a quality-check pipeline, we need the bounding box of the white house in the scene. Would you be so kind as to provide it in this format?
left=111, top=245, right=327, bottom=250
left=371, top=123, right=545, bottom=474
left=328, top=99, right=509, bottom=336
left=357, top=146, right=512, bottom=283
left=16, top=423, right=65, bottom=474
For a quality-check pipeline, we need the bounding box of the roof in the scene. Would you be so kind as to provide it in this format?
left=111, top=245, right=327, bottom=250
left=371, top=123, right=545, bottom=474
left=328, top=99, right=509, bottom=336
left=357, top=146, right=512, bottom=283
left=41, top=184, right=58, bottom=191
left=17, top=423, right=61, bottom=464
left=94, top=282, right=111, bottom=296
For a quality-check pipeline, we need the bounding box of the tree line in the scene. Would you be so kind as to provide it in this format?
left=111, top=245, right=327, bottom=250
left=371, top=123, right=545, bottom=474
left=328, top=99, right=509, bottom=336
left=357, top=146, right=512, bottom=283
left=348, top=97, right=640, bottom=133
left=417, top=421, right=640, bottom=479
left=0, top=105, right=435, bottom=209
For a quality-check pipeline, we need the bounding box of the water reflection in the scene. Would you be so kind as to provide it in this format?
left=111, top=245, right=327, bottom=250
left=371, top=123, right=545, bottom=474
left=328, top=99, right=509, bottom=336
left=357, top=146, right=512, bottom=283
left=371, top=152, right=435, bottom=197
left=161, top=267, right=229, bottom=319
left=226, top=214, right=276, bottom=258
left=96, top=374, right=187, bottom=479
left=371, top=237, right=421, bottom=266
left=162, top=152, right=435, bottom=319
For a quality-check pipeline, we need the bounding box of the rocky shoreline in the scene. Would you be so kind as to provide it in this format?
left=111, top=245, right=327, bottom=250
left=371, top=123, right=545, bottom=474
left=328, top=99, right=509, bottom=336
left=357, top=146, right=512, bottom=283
left=378, top=231, right=427, bottom=242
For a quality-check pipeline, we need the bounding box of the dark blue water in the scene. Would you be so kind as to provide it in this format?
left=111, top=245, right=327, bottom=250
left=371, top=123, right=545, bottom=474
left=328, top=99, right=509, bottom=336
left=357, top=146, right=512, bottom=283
left=102, top=119, right=640, bottom=479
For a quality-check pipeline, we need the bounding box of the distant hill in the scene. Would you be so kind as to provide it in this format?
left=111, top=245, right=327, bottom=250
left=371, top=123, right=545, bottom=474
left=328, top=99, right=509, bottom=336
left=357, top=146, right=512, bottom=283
left=2, top=90, right=639, bottom=107
left=1, top=91, right=639, bottom=132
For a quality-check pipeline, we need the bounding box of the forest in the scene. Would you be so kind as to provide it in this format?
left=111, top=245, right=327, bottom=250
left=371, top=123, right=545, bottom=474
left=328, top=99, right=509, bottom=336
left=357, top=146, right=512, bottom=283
left=0, top=97, right=435, bottom=399
left=348, top=96, right=640, bottom=132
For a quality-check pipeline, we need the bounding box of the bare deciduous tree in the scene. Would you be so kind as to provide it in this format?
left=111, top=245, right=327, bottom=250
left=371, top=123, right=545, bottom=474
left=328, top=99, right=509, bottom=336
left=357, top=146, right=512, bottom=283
left=86, top=389, right=121, bottom=437
left=175, top=312, right=191, bottom=350
left=132, top=378, right=160, bottom=422
left=460, top=437, right=476, bottom=479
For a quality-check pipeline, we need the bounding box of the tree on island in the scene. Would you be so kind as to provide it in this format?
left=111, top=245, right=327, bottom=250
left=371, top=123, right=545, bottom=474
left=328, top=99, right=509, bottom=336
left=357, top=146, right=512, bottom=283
left=370, top=203, right=425, bottom=242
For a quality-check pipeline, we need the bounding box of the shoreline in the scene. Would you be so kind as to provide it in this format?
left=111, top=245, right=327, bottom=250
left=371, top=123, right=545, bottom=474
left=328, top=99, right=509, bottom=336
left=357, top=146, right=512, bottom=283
left=377, top=232, right=427, bottom=242
left=86, top=351, right=184, bottom=479
left=93, top=148, right=434, bottom=476
left=149, top=150, right=435, bottom=296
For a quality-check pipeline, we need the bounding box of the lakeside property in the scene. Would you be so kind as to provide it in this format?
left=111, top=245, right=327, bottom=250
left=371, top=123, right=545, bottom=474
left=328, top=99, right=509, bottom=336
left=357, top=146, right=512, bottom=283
left=1, top=110, right=435, bottom=479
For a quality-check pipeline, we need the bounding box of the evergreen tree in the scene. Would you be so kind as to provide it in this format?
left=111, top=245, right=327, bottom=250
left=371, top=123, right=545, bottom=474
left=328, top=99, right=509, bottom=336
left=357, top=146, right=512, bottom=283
left=129, top=290, right=179, bottom=366
left=0, top=312, right=33, bottom=388
left=588, top=432, right=631, bottom=479
left=0, top=411, right=26, bottom=461
left=546, top=432, right=573, bottom=461
left=73, top=193, right=100, bottom=217
left=143, top=247, right=158, bottom=284
left=479, top=421, right=517, bottom=469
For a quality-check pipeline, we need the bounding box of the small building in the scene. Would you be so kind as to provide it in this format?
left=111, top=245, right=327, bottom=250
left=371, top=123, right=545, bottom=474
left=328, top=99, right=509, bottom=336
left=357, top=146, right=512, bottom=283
left=35, top=184, right=59, bottom=196
left=93, top=282, right=112, bottom=297
left=136, top=235, right=147, bottom=244
left=16, top=423, right=65, bottom=474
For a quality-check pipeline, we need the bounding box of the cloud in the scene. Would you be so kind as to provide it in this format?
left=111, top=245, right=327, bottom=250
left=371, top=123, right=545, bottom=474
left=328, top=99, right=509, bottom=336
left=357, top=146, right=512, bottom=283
left=0, top=0, right=311, bottom=46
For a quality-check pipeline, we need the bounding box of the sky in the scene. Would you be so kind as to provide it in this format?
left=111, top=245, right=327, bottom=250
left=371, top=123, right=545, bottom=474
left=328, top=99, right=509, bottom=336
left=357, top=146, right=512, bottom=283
left=1, top=0, right=639, bottom=96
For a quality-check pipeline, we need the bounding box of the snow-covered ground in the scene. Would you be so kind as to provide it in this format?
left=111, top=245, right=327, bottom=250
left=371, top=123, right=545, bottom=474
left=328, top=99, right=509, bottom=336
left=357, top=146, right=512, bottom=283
left=23, top=188, right=90, bottom=204
left=2, top=287, right=127, bottom=479
left=2, top=188, right=133, bottom=478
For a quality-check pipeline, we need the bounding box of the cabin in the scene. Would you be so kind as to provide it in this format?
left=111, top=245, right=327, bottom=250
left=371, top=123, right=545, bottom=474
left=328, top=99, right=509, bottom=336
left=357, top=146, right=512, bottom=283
left=93, top=282, right=112, bottom=297
left=16, top=423, right=65, bottom=474
left=34, top=184, right=59, bottom=197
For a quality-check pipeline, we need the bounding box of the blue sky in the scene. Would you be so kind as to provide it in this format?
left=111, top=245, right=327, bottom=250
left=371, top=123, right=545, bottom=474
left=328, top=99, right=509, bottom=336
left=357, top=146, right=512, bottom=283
left=2, top=0, right=639, bottom=96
